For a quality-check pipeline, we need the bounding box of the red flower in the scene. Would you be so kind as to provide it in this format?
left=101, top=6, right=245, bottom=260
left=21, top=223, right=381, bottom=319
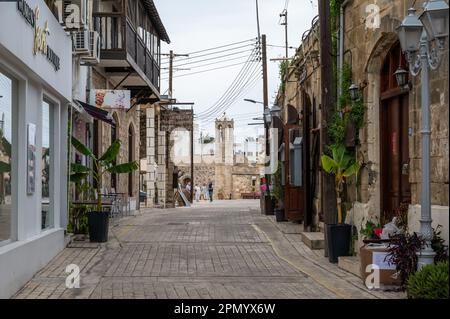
left=374, top=228, right=383, bottom=238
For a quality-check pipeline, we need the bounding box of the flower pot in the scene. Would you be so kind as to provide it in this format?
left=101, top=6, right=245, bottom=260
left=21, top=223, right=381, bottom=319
left=275, top=208, right=286, bottom=222
left=88, top=211, right=109, bottom=243
left=264, top=196, right=275, bottom=215
left=326, top=223, right=352, bottom=263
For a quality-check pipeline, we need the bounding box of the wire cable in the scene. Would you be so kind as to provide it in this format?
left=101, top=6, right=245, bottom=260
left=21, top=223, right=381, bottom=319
left=198, top=65, right=262, bottom=122
left=195, top=51, right=260, bottom=118
left=195, top=47, right=260, bottom=117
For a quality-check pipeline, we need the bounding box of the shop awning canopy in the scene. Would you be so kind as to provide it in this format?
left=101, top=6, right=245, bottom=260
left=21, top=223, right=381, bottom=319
left=75, top=100, right=116, bottom=127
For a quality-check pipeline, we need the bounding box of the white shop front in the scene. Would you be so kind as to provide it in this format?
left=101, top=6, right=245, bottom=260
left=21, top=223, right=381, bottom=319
left=0, top=0, right=72, bottom=298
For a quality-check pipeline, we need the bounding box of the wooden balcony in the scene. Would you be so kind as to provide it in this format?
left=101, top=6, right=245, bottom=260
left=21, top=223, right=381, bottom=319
left=93, top=12, right=161, bottom=98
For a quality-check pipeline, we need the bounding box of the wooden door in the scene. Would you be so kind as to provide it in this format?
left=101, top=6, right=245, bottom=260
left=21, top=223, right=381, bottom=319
left=381, top=94, right=411, bottom=221
left=380, top=41, right=411, bottom=222
left=284, top=124, right=304, bottom=221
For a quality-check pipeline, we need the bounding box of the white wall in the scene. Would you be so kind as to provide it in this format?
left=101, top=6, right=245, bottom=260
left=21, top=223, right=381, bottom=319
left=0, top=0, right=72, bottom=298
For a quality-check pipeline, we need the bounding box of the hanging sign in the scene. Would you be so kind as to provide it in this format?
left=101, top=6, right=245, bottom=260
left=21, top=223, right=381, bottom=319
left=90, top=90, right=131, bottom=109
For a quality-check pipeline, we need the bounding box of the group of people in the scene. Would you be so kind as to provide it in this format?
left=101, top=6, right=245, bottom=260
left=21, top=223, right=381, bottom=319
left=193, top=181, right=214, bottom=202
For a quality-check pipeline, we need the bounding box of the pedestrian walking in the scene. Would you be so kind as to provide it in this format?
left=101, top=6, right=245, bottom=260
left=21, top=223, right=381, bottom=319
left=208, top=181, right=214, bottom=202
left=194, top=184, right=201, bottom=202
left=203, top=183, right=209, bottom=201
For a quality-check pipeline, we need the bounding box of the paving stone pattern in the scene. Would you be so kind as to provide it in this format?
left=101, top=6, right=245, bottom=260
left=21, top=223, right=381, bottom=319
left=13, top=200, right=405, bottom=299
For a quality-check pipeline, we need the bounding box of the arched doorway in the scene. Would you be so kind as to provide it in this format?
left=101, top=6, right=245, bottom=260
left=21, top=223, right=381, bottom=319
left=128, top=124, right=134, bottom=197
left=380, top=41, right=411, bottom=222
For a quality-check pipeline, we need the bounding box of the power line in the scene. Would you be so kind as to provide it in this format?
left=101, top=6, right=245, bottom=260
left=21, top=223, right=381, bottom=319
left=161, top=40, right=258, bottom=64
left=161, top=54, right=253, bottom=76
left=194, top=47, right=260, bottom=117
left=196, top=50, right=260, bottom=118
left=163, top=47, right=257, bottom=69
left=162, top=60, right=256, bottom=80
left=198, top=65, right=262, bottom=122
left=181, top=38, right=257, bottom=56
left=198, top=63, right=261, bottom=120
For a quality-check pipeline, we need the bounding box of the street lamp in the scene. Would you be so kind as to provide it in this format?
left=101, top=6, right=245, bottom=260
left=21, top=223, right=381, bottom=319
left=420, top=0, right=449, bottom=44
left=396, top=2, right=449, bottom=269
left=270, top=105, right=282, bottom=118
left=394, top=67, right=409, bottom=89
left=243, top=99, right=264, bottom=105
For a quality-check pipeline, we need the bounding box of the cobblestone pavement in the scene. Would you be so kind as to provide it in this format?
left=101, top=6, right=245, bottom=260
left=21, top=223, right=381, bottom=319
left=13, top=200, right=405, bottom=299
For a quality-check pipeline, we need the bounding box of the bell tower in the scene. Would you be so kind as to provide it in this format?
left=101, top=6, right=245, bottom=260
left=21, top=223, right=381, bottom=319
left=215, top=113, right=234, bottom=165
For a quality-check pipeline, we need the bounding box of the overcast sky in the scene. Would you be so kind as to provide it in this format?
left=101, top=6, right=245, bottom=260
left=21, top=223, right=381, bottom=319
left=154, top=0, right=318, bottom=144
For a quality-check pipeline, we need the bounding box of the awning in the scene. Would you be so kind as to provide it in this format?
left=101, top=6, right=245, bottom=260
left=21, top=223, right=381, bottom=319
left=75, top=100, right=116, bottom=127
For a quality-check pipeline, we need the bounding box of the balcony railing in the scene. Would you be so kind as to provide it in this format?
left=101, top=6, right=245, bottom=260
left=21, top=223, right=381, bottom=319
left=93, top=13, right=160, bottom=91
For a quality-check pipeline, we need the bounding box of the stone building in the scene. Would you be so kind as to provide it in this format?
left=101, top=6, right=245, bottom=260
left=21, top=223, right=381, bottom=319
left=173, top=114, right=261, bottom=201
left=278, top=0, right=449, bottom=245
left=341, top=0, right=449, bottom=245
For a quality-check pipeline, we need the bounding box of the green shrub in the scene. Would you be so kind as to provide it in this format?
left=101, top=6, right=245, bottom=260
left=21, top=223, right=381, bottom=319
left=407, top=261, right=449, bottom=299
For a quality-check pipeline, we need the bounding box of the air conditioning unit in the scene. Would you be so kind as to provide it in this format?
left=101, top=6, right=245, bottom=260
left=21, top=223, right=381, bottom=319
left=81, top=31, right=101, bottom=65
left=72, top=30, right=90, bottom=54
left=61, top=0, right=87, bottom=30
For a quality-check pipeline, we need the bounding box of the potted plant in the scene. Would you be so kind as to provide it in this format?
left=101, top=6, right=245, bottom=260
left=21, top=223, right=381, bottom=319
left=321, top=144, right=360, bottom=263
left=70, top=137, right=138, bottom=243
left=271, top=163, right=285, bottom=222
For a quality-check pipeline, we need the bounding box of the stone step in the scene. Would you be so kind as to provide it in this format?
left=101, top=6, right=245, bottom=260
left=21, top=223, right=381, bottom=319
left=338, top=256, right=361, bottom=278
left=301, top=232, right=325, bottom=250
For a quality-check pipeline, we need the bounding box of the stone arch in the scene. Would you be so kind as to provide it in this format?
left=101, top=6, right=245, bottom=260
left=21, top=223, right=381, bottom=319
left=361, top=31, right=401, bottom=216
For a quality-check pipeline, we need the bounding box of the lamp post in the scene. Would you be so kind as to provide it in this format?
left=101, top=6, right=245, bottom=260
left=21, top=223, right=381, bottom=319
left=395, top=1, right=449, bottom=269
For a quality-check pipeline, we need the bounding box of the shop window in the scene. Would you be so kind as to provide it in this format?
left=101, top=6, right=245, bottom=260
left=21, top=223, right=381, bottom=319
left=41, top=101, right=53, bottom=230
left=0, top=72, right=14, bottom=243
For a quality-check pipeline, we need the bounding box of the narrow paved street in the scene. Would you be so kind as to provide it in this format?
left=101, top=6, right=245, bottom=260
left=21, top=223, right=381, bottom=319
left=14, top=201, right=404, bottom=299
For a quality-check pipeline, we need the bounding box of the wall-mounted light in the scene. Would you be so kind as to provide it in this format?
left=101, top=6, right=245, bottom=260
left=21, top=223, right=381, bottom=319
left=349, top=83, right=360, bottom=102
left=394, top=67, right=410, bottom=89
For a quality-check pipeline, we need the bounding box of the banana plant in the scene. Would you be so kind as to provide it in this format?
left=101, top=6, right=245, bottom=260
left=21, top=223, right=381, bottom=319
left=321, top=145, right=360, bottom=224
left=70, top=136, right=139, bottom=212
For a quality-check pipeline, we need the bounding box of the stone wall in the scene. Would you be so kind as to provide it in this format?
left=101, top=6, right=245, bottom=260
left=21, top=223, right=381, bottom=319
left=343, top=0, right=449, bottom=242
left=92, top=70, right=140, bottom=210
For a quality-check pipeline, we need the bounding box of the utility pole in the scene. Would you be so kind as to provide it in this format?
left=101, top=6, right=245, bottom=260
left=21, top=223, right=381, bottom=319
left=280, top=9, right=288, bottom=59
left=161, top=51, right=189, bottom=98
left=319, top=0, right=337, bottom=254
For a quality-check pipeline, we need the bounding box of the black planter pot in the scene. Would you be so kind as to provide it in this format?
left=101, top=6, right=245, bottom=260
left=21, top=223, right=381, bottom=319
left=275, top=208, right=286, bottom=222
left=326, top=224, right=352, bottom=263
left=265, top=196, right=275, bottom=215
left=88, top=211, right=109, bottom=243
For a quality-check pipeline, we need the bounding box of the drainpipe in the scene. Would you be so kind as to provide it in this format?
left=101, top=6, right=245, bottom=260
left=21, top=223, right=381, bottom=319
left=338, top=0, right=351, bottom=109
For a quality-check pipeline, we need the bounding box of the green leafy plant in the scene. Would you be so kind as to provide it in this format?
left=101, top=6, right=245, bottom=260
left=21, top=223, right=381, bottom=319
left=432, top=225, right=449, bottom=263
left=270, top=162, right=284, bottom=206
left=70, top=137, right=139, bottom=212
left=407, top=261, right=449, bottom=299
left=360, top=218, right=382, bottom=240
left=67, top=203, right=92, bottom=235
left=321, top=145, right=360, bottom=224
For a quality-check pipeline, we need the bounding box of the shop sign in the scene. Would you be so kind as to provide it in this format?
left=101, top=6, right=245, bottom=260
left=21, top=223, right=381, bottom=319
left=17, top=0, right=61, bottom=71
left=91, top=90, right=131, bottom=109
